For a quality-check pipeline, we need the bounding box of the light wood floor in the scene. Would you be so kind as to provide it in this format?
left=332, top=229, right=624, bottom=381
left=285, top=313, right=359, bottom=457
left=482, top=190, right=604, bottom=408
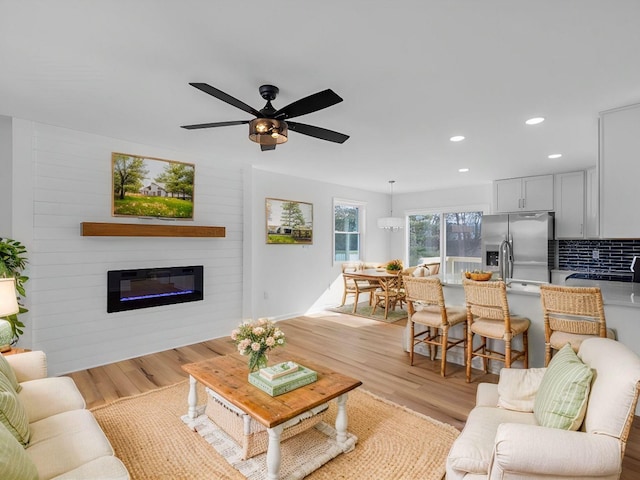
left=68, top=311, right=640, bottom=479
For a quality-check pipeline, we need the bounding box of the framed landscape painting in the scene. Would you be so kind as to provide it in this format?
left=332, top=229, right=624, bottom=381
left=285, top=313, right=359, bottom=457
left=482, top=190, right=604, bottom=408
left=266, top=198, right=313, bottom=244
left=112, top=153, right=195, bottom=219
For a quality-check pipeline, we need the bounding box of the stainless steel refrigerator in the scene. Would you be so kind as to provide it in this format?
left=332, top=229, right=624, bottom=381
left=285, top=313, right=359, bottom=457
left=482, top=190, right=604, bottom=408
left=481, top=212, right=555, bottom=283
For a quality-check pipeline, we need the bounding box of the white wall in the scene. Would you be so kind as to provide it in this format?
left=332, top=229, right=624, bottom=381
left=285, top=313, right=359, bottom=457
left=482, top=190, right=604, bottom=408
left=11, top=120, right=244, bottom=375
left=248, top=169, right=390, bottom=320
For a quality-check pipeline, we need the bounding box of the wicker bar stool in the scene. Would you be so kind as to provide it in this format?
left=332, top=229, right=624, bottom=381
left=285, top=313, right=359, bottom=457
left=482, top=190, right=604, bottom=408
left=404, top=276, right=467, bottom=377
left=463, top=279, right=530, bottom=383
left=539, top=284, right=616, bottom=366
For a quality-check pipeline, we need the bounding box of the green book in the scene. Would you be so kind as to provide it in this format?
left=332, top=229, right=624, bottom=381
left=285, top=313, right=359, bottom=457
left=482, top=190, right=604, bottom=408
left=259, top=361, right=299, bottom=381
left=248, top=365, right=317, bottom=396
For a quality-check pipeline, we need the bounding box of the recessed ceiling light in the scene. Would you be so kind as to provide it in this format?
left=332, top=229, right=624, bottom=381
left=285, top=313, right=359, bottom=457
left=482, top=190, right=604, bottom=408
left=525, top=117, right=545, bottom=125
left=548, top=153, right=562, bottom=159
left=450, top=135, right=465, bottom=142
left=458, top=168, right=469, bottom=173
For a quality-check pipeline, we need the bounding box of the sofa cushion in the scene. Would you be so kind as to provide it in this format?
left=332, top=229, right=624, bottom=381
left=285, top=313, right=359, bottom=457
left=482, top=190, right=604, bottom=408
left=533, top=343, right=593, bottom=430
left=0, top=421, right=38, bottom=480
left=0, top=371, right=30, bottom=445
left=27, top=409, right=115, bottom=480
left=18, top=377, right=86, bottom=423
left=51, top=456, right=130, bottom=480
left=579, top=337, right=640, bottom=438
left=497, top=367, right=546, bottom=412
left=446, top=405, right=537, bottom=475
left=0, top=353, right=21, bottom=393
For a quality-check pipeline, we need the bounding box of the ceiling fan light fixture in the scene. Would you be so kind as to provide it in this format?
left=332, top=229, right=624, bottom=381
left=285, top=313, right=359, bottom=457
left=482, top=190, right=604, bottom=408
left=249, top=118, right=288, bottom=145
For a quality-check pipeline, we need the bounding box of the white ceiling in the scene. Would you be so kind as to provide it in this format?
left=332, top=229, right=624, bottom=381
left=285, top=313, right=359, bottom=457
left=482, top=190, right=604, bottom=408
left=2, top=1, right=640, bottom=194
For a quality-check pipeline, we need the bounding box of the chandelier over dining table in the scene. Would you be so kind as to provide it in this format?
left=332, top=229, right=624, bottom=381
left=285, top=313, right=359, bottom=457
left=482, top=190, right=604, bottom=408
left=378, top=180, right=404, bottom=231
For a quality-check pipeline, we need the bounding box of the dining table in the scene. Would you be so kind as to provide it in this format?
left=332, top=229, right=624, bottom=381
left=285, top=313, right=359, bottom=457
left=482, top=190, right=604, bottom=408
left=342, top=269, right=404, bottom=317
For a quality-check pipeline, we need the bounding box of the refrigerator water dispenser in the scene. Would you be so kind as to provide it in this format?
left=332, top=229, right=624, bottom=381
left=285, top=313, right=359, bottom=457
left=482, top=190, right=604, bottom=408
left=486, top=250, right=499, bottom=267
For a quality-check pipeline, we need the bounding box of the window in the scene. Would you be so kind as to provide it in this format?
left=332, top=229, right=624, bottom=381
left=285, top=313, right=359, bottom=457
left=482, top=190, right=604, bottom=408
left=408, top=214, right=441, bottom=266
left=408, top=210, right=483, bottom=276
left=334, top=200, right=364, bottom=262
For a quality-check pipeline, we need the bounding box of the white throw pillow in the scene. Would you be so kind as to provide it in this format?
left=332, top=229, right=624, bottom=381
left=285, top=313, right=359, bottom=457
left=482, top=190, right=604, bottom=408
left=412, top=266, right=426, bottom=277
left=498, top=367, right=547, bottom=412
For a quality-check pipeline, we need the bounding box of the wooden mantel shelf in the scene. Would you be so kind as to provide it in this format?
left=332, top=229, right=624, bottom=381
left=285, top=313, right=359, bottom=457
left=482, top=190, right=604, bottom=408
left=81, top=222, right=225, bottom=238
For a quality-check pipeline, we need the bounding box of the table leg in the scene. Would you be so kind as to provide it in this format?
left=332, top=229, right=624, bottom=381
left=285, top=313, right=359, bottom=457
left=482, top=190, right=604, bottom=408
left=266, top=424, right=284, bottom=480
left=187, top=375, right=198, bottom=419
left=335, top=393, right=348, bottom=444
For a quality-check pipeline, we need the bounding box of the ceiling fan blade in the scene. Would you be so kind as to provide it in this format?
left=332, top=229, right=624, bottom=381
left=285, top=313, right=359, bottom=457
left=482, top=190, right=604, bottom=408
left=287, top=121, right=350, bottom=144
left=180, top=120, right=250, bottom=130
left=261, top=144, right=277, bottom=151
left=274, top=89, right=343, bottom=120
left=189, top=83, right=262, bottom=117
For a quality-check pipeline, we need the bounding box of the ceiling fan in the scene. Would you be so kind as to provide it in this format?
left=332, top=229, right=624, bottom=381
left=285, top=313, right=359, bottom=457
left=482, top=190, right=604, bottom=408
left=181, top=83, right=349, bottom=151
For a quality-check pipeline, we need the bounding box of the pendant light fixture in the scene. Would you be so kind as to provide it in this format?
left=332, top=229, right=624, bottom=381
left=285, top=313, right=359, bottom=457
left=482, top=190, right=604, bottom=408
left=378, top=180, right=404, bottom=231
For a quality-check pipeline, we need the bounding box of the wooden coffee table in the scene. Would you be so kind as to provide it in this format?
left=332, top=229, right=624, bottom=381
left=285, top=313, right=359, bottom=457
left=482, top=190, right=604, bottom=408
left=182, top=353, right=362, bottom=480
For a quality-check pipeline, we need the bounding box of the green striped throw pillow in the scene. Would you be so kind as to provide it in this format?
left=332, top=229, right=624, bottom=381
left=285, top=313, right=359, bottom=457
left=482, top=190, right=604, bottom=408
left=0, top=421, right=38, bottom=480
left=0, top=354, right=21, bottom=393
left=533, top=343, right=593, bottom=430
left=0, top=371, right=30, bottom=445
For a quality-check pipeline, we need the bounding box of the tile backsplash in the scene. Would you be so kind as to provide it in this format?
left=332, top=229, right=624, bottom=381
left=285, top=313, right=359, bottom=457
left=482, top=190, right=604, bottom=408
left=558, top=239, right=640, bottom=278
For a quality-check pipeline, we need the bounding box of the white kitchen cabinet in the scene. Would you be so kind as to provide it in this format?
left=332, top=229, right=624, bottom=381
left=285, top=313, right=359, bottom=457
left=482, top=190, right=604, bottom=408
left=494, top=175, right=554, bottom=213
left=599, top=104, right=640, bottom=238
left=554, top=171, right=585, bottom=238
left=585, top=167, right=599, bottom=238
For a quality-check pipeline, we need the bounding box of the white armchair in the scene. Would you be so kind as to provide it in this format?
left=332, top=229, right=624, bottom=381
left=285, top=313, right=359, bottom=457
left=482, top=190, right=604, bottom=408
left=446, top=337, right=640, bottom=480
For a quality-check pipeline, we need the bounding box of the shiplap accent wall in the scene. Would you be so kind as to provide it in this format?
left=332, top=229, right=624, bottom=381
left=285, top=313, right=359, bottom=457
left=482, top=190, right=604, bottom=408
left=0, top=116, right=12, bottom=231
left=14, top=121, right=244, bottom=375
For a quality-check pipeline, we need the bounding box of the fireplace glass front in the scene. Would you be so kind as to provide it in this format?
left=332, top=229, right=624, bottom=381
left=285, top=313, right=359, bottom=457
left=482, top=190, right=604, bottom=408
left=107, top=266, right=203, bottom=313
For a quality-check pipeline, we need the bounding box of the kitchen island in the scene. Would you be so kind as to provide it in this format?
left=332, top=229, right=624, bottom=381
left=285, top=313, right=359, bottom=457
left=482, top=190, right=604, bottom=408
left=407, top=273, right=640, bottom=375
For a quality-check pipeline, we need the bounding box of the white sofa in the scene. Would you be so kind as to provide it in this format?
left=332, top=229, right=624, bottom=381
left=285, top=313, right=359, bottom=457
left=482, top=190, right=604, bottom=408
left=446, top=338, right=640, bottom=480
left=0, top=351, right=129, bottom=480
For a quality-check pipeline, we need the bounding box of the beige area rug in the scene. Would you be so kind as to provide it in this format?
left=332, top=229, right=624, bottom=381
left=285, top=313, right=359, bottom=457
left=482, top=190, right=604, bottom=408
left=330, top=302, right=408, bottom=323
left=91, top=381, right=459, bottom=480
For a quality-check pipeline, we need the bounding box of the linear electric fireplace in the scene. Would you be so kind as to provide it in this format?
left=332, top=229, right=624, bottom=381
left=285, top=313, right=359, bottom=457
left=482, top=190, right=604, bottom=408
left=107, top=266, right=203, bottom=313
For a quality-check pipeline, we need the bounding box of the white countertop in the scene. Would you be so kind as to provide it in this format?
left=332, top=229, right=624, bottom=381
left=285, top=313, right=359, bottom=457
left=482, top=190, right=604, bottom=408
left=564, top=277, right=640, bottom=308
left=441, top=274, right=543, bottom=295
left=441, top=272, right=640, bottom=308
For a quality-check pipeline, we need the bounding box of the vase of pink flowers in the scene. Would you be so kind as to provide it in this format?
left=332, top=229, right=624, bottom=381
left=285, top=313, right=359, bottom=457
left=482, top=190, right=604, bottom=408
left=231, top=318, right=286, bottom=372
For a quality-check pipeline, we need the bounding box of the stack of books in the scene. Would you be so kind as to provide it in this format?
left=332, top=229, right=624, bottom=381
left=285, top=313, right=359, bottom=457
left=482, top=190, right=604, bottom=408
left=248, top=361, right=317, bottom=396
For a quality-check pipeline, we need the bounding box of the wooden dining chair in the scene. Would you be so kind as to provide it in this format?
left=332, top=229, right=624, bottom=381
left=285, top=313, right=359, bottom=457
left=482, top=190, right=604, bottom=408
left=340, top=263, right=379, bottom=313
left=463, top=279, right=530, bottom=383
left=539, top=284, right=616, bottom=366
left=371, top=272, right=405, bottom=319
left=404, top=276, right=467, bottom=376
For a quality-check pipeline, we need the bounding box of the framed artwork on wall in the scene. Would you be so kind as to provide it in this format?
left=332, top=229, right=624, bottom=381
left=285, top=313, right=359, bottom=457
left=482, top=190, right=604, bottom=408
left=266, top=198, right=313, bottom=244
left=112, top=152, right=195, bottom=219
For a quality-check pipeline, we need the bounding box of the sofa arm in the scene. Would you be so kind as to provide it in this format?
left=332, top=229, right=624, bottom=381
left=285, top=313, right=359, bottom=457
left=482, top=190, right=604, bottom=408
left=489, top=423, right=621, bottom=479
left=5, top=351, right=48, bottom=382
